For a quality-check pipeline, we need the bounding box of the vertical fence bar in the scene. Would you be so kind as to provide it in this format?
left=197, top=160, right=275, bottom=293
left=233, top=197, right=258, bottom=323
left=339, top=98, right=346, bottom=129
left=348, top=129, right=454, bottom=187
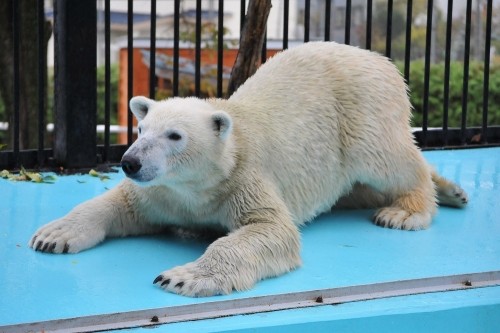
left=366, top=0, right=372, bottom=50
left=195, top=0, right=202, bottom=97
left=461, top=0, right=472, bottom=145
left=404, top=0, right=412, bottom=84
left=149, top=0, right=156, bottom=100
left=104, top=0, right=111, bottom=162
left=283, top=0, right=289, bottom=49
left=443, top=0, right=454, bottom=146
left=173, top=0, right=180, bottom=97
left=304, top=0, right=310, bottom=43
left=385, top=0, right=393, bottom=57
left=482, top=0, right=492, bottom=144
left=127, top=0, right=134, bottom=146
left=37, top=0, right=46, bottom=166
left=345, top=0, right=351, bottom=45
left=325, top=0, right=331, bottom=41
left=422, top=0, right=434, bottom=147
left=217, top=0, right=224, bottom=98
left=12, top=0, right=20, bottom=167
left=53, top=0, right=97, bottom=168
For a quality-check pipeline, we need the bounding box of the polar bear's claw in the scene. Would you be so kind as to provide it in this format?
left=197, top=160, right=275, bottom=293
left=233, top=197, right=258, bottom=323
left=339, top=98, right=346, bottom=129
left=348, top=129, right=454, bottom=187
left=31, top=236, right=69, bottom=254
left=30, top=231, right=67, bottom=254
left=153, top=275, right=164, bottom=284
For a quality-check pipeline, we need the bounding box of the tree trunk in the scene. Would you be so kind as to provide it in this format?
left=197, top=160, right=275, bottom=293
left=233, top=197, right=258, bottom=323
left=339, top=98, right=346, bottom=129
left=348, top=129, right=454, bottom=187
left=0, top=0, right=51, bottom=149
left=227, top=0, right=272, bottom=96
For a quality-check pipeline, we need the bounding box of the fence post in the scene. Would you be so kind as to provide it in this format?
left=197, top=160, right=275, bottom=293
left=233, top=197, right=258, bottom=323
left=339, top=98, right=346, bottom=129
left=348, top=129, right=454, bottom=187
left=53, top=0, right=96, bottom=168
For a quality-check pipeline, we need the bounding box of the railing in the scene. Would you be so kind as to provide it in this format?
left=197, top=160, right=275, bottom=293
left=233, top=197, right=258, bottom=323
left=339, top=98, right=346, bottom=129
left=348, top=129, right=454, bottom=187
left=0, top=0, right=498, bottom=171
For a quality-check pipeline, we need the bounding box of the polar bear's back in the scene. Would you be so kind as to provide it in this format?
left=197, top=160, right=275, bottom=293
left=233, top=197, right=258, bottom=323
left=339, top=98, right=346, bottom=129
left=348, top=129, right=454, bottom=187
left=225, top=42, right=415, bottom=223
left=229, top=42, right=410, bottom=120
left=228, top=42, right=412, bottom=150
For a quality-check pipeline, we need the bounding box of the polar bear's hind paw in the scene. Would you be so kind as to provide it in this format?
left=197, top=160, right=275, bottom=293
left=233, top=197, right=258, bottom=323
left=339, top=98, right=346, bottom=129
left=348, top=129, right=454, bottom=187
left=373, top=208, right=431, bottom=231
left=439, top=183, right=468, bottom=208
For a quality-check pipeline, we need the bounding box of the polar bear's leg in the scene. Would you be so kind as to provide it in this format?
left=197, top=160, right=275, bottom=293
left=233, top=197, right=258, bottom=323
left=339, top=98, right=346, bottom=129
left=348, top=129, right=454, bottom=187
left=337, top=172, right=468, bottom=210
left=371, top=157, right=438, bottom=231
left=154, top=208, right=301, bottom=297
left=335, top=183, right=390, bottom=209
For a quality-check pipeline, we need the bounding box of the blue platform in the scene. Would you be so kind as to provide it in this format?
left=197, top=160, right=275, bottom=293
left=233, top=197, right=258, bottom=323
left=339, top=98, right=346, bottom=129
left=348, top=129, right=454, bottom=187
left=1, top=148, right=499, bottom=332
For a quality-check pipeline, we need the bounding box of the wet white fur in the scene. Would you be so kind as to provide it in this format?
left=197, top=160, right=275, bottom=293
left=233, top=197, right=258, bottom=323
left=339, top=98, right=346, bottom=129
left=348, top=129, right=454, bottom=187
left=29, top=42, right=468, bottom=297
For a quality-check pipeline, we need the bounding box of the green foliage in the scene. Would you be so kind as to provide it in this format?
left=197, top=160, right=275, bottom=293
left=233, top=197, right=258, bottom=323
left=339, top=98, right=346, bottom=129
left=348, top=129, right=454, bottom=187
left=398, top=61, right=500, bottom=128
left=96, top=64, right=119, bottom=125
left=96, top=64, right=119, bottom=144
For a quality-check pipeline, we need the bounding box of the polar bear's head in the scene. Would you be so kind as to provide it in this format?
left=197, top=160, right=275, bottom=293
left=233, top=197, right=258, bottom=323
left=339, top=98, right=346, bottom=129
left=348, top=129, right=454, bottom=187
left=121, top=96, right=235, bottom=188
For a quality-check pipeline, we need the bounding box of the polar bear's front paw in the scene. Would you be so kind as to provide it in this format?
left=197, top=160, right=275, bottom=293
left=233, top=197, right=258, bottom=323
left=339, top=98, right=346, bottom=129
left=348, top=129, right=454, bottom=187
left=153, top=262, right=233, bottom=297
left=29, top=219, right=105, bottom=254
left=373, top=207, right=431, bottom=231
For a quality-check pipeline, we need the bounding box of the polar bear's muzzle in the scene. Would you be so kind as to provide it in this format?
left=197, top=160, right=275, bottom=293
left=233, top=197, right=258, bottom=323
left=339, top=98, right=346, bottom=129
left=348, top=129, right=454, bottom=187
left=121, top=136, right=165, bottom=184
left=121, top=155, right=142, bottom=177
left=121, top=154, right=157, bottom=184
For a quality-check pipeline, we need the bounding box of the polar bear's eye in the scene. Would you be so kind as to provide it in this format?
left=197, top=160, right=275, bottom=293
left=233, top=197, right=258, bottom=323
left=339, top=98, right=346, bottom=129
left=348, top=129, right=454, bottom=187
left=167, top=132, right=182, bottom=141
left=138, top=126, right=142, bottom=134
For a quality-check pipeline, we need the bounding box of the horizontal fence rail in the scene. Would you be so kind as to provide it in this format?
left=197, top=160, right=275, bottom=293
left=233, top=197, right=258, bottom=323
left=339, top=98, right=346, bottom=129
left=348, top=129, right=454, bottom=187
left=0, top=0, right=499, bottom=170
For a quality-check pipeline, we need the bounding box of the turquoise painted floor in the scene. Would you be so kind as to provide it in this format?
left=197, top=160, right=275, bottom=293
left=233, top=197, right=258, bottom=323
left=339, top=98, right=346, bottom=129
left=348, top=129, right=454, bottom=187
left=0, top=148, right=499, bottom=332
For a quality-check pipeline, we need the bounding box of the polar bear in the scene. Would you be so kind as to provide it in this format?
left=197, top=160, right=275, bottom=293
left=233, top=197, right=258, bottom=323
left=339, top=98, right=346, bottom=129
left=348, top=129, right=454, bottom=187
left=29, top=42, right=468, bottom=297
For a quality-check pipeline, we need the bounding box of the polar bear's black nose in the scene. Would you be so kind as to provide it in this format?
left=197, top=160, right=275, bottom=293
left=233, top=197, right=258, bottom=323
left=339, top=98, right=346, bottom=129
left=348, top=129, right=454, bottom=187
left=121, top=156, right=142, bottom=176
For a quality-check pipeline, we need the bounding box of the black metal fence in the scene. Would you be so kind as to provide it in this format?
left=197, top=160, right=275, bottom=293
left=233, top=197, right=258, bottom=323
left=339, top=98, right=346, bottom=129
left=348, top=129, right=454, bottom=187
left=0, top=0, right=498, bottom=171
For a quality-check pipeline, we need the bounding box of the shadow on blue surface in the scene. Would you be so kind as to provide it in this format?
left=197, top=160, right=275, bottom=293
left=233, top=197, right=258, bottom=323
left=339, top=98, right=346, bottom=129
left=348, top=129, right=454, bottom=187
left=0, top=148, right=499, bottom=331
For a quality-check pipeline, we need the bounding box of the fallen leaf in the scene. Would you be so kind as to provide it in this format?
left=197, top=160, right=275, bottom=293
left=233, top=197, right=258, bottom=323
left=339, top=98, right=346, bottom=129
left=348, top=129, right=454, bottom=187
left=89, top=169, right=110, bottom=181
left=1, top=167, right=56, bottom=183
left=21, top=166, right=45, bottom=183
left=42, top=175, right=57, bottom=183
left=0, top=170, right=10, bottom=178
left=26, top=172, right=43, bottom=183
left=471, top=133, right=482, bottom=143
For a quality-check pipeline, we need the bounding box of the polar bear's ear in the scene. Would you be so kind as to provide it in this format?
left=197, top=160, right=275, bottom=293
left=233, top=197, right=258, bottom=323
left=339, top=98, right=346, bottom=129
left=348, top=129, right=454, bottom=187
left=211, top=111, right=232, bottom=140
left=129, top=96, right=155, bottom=121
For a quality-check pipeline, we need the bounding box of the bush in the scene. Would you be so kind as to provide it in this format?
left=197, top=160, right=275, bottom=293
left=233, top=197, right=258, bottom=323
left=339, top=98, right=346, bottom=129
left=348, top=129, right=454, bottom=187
left=399, top=60, right=500, bottom=128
